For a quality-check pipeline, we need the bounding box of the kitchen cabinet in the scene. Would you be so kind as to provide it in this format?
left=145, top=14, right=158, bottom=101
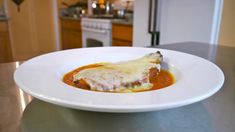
left=61, top=18, right=82, bottom=49
left=7, top=0, right=57, bottom=61
left=112, top=23, right=132, bottom=46
left=0, top=21, right=12, bottom=63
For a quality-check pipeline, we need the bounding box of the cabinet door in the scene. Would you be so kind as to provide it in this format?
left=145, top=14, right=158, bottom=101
left=7, top=0, right=57, bottom=60
left=61, top=19, right=82, bottom=49
left=112, top=24, right=133, bottom=46
left=0, top=32, right=12, bottom=63
left=112, top=39, right=132, bottom=46
left=62, top=29, right=82, bottom=49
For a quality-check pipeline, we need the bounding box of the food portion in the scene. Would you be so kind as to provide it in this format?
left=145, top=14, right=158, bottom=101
left=63, top=51, right=175, bottom=92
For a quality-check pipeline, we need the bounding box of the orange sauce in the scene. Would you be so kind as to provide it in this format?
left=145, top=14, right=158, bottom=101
left=63, top=64, right=103, bottom=89
left=63, top=63, right=175, bottom=92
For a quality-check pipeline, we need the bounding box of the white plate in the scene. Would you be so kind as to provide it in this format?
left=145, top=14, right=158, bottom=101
left=14, top=47, right=224, bottom=113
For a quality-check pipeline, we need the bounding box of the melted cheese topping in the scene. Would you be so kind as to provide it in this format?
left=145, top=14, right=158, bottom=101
left=73, top=53, right=162, bottom=91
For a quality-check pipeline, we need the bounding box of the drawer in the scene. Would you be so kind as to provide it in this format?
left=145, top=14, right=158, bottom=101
left=61, top=19, right=81, bottom=31
left=112, top=39, right=132, bottom=46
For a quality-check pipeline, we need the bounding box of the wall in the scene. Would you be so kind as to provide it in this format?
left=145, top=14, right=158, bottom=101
left=6, top=0, right=57, bottom=61
left=218, top=0, right=235, bottom=47
left=112, top=0, right=134, bottom=11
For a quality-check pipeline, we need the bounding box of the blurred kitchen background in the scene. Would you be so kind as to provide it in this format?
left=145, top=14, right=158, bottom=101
left=0, top=0, right=234, bottom=63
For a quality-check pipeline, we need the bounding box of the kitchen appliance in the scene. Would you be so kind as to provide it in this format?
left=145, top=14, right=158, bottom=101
left=133, top=0, right=223, bottom=46
left=148, top=0, right=160, bottom=46
left=81, top=18, right=112, bottom=47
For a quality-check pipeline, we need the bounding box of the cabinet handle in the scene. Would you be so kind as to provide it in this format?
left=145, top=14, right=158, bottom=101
left=82, top=27, right=107, bottom=34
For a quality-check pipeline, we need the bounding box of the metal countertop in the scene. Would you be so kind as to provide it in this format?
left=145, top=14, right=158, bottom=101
left=0, top=42, right=234, bottom=132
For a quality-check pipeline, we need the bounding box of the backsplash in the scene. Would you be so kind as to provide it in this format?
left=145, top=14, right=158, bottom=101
left=112, top=0, right=134, bottom=11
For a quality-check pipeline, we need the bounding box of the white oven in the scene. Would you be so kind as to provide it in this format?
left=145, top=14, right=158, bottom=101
left=81, top=18, right=112, bottom=47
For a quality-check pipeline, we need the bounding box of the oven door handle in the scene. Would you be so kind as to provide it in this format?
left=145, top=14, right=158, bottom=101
left=82, top=27, right=107, bottom=34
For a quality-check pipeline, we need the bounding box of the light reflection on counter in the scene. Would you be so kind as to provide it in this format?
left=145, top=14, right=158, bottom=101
left=15, top=61, right=33, bottom=112
left=18, top=88, right=33, bottom=112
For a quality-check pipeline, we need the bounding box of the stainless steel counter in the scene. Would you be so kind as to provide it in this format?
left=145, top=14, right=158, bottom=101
left=0, top=42, right=235, bottom=132
left=111, top=19, right=132, bottom=26
left=60, top=16, right=81, bottom=21
left=60, top=16, right=133, bottom=25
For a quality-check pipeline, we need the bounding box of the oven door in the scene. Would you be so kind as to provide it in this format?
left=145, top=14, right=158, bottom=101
left=82, top=27, right=112, bottom=47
